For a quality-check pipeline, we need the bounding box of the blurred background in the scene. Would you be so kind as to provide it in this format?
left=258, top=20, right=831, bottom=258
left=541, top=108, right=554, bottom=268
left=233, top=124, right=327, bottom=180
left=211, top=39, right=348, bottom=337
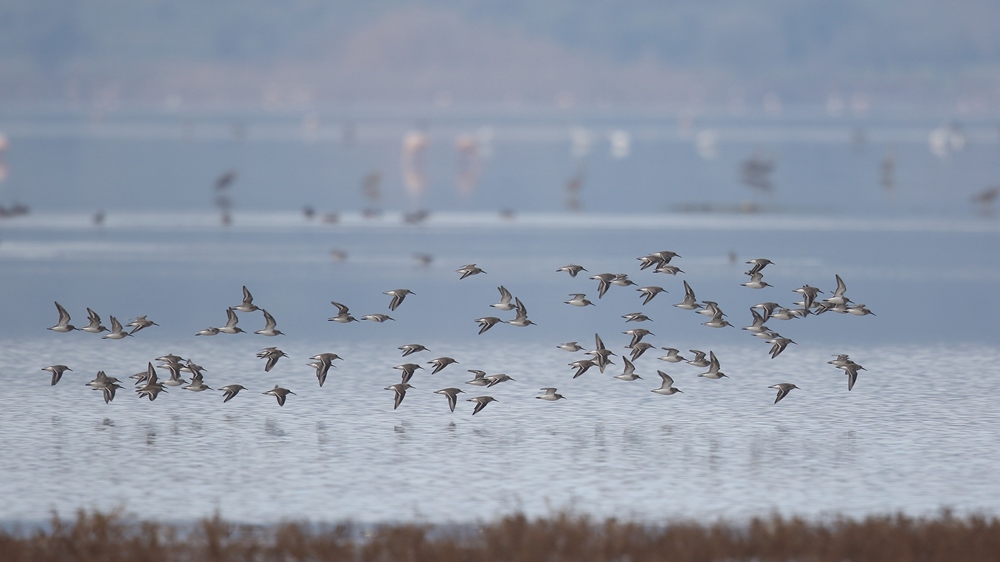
left=0, top=0, right=998, bottom=217
left=1, top=2, right=1000, bottom=525
left=3, top=0, right=1000, bottom=108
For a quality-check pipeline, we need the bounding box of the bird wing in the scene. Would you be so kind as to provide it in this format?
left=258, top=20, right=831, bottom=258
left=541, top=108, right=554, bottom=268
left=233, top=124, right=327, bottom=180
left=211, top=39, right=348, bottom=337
left=262, top=309, right=277, bottom=330
left=55, top=301, right=71, bottom=323
left=498, top=286, right=512, bottom=304
left=657, top=370, right=675, bottom=388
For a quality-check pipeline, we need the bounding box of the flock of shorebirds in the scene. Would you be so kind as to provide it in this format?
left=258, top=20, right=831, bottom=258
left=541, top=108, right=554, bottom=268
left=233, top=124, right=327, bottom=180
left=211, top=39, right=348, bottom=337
left=40, top=251, right=873, bottom=413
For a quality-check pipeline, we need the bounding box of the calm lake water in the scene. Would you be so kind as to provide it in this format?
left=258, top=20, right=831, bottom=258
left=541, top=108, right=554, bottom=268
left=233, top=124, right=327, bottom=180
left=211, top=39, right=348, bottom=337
left=0, top=109, right=999, bottom=524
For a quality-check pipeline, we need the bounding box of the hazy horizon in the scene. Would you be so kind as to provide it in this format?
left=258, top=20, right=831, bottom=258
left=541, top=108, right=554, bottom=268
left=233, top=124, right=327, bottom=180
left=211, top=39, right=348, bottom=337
left=1, top=1, right=999, bottom=110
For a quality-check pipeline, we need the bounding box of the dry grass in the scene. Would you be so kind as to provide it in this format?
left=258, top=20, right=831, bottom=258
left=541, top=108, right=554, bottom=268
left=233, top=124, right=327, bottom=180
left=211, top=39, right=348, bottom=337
left=1, top=508, right=998, bottom=561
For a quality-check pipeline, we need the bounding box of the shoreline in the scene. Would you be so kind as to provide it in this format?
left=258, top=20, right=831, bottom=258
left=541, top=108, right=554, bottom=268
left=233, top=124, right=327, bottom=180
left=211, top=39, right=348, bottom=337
left=2, top=509, right=999, bottom=561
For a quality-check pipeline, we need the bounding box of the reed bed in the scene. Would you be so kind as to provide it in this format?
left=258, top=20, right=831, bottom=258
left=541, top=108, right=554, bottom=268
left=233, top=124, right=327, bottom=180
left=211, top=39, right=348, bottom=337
left=1, top=509, right=998, bottom=561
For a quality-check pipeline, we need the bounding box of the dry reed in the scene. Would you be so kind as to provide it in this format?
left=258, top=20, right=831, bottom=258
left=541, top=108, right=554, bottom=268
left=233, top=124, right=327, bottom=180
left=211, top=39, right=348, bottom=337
left=0, top=508, right=997, bottom=561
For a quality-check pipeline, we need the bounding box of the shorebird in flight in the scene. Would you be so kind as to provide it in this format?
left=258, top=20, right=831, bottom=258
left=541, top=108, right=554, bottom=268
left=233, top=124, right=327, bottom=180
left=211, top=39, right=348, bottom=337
left=220, top=384, right=246, bottom=403
left=434, top=387, right=465, bottom=412
left=127, top=315, right=158, bottom=334
left=506, top=297, right=535, bottom=327
left=475, top=316, right=501, bottom=334
left=456, top=263, right=485, bottom=279
left=491, top=286, right=515, bottom=311
left=557, top=264, right=587, bottom=277
left=385, top=383, right=413, bottom=410
left=769, top=383, right=799, bottom=404
left=219, top=308, right=245, bottom=334
left=102, top=316, right=131, bottom=339
left=328, top=302, right=358, bottom=323
left=636, top=286, right=666, bottom=305
left=384, top=289, right=414, bottom=311
left=231, top=285, right=259, bottom=313
left=41, top=365, right=72, bottom=386
left=745, top=258, right=773, bottom=276
left=652, top=371, right=683, bottom=395
left=263, top=385, right=295, bottom=407
left=255, top=309, right=284, bottom=336
left=467, top=395, right=497, bottom=415
left=536, top=387, right=566, bottom=400
left=80, top=308, right=108, bottom=334
left=49, top=301, right=76, bottom=332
